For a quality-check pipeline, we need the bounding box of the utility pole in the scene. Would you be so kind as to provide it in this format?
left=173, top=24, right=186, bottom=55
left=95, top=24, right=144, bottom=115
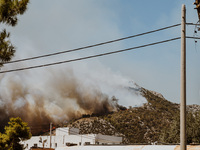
left=180, top=4, right=186, bottom=150
left=50, top=122, right=52, bottom=148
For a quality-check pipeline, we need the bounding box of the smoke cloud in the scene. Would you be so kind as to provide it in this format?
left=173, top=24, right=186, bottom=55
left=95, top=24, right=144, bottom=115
left=0, top=55, right=146, bottom=135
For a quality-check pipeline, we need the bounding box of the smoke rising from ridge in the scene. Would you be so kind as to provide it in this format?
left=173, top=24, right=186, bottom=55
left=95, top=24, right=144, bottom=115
left=0, top=59, right=146, bottom=134
left=0, top=0, right=150, bottom=134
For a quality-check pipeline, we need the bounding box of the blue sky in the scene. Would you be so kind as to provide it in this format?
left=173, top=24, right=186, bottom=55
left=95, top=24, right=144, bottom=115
left=1, top=0, right=200, bottom=106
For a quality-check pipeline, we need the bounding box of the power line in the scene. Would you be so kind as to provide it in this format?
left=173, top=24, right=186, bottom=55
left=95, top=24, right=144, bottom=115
left=0, top=37, right=181, bottom=74
left=186, top=22, right=200, bottom=26
left=186, top=36, right=200, bottom=39
left=4, top=24, right=181, bottom=64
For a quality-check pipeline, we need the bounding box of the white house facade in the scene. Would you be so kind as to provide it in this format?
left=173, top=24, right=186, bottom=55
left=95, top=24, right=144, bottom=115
left=21, top=127, right=122, bottom=150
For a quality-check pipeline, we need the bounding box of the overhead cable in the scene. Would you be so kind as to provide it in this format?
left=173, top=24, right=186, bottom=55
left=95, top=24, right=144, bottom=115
left=186, top=23, right=200, bottom=26
left=186, top=36, right=200, bottom=39
left=0, top=37, right=181, bottom=74
left=4, top=24, right=181, bottom=64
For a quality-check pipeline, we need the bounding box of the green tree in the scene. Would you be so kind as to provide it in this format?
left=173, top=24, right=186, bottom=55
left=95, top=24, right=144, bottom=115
left=0, top=117, right=31, bottom=150
left=0, top=0, right=29, bottom=65
left=0, top=132, right=7, bottom=150
left=159, top=111, right=200, bottom=144
left=159, top=112, right=180, bottom=144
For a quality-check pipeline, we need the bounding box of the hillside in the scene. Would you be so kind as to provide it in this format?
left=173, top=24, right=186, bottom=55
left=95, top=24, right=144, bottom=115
left=66, top=88, right=200, bottom=144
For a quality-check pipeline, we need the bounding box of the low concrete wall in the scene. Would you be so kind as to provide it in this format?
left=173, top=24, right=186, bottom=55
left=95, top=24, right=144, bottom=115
left=175, top=145, right=200, bottom=150
left=55, top=145, right=200, bottom=150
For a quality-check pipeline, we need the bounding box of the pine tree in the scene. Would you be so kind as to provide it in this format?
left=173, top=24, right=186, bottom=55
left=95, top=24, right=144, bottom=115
left=0, top=117, right=31, bottom=150
left=0, top=0, right=29, bottom=65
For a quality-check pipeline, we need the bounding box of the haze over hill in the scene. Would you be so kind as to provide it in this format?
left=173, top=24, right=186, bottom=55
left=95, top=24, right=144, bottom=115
left=0, top=64, right=146, bottom=134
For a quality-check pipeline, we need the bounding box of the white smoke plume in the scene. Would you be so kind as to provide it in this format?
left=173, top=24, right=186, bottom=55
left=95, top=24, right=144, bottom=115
left=0, top=0, right=150, bottom=135
left=0, top=60, right=146, bottom=133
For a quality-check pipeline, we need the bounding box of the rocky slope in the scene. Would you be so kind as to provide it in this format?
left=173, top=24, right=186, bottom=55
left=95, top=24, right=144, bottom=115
left=65, top=87, right=200, bottom=144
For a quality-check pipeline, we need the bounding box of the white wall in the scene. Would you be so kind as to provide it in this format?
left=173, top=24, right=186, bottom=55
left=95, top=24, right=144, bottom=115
left=21, top=136, right=50, bottom=149
left=56, top=127, right=79, bottom=136
left=95, top=134, right=122, bottom=144
left=21, top=127, right=122, bottom=150
left=22, top=134, right=95, bottom=149
left=56, top=127, right=69, bottom=136
left=69, top=128, right=80, bottom=135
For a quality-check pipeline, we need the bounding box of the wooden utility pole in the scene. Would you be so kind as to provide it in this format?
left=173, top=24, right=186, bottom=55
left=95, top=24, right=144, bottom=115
left=180, top=4, right=186, bottom=150
left=50, top=122, right=52, bottom=148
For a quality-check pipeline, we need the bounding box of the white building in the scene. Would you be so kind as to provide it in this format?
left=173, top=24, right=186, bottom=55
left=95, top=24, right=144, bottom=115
left=21, top=127, right=122, bottom=150
left=56, top=127, right=79, bottom=136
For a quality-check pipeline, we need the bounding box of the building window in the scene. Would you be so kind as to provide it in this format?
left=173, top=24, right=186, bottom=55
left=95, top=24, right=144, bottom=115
left=55, top=143, right=57, bottom=147
left=79, top=142, right=81, bottom=145
left=33, top=143, right=37, bottom=147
